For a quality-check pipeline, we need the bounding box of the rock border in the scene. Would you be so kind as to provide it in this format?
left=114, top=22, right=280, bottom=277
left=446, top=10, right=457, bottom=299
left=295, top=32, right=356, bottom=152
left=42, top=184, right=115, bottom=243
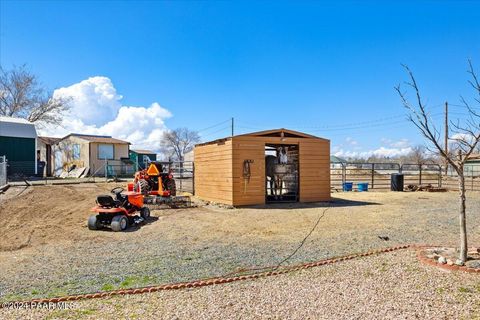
left=416, top=248, right=480, bottom=274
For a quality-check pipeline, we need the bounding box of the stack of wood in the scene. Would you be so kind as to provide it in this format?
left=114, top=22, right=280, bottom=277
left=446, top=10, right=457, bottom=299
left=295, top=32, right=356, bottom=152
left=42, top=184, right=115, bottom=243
left=405, top=184, right=447, bottom=192
left=405, top=184, right=433, bottom=191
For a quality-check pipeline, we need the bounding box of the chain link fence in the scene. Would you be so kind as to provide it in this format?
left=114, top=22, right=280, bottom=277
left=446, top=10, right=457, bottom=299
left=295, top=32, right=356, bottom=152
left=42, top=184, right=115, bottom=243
left=170, top=161, right=194, bottom=194
left=0, top=156, right=6, bottom=186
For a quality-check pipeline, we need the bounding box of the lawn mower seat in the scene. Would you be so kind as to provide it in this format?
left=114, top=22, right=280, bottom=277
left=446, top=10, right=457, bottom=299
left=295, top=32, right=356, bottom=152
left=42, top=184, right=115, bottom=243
left=96, top=195, right=120, bottom=208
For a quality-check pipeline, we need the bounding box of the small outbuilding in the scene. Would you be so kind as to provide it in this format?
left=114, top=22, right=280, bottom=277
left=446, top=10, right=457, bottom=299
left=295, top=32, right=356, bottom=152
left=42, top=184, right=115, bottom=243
left=0, top=116, right=38, bottom=176
left=130, top=149, right=157, bottom=169
left=194, top=128, right=330, bottom=206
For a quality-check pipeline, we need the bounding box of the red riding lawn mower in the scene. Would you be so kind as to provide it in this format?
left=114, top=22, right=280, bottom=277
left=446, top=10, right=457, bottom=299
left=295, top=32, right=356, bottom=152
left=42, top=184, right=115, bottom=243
left=88, top=162, right=190, bottom=232
left=87, top=187, right=151, bottom=232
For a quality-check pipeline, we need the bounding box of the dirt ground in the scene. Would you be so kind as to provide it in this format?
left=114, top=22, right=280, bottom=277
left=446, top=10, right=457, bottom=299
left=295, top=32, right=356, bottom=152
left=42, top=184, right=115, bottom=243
left=0, top=184, right=121, bottom=251
left=0, top=184, right=479, bottom=303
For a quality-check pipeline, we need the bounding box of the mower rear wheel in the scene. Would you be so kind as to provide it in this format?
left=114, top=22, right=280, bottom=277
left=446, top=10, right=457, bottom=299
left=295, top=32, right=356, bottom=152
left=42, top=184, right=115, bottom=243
left=140, top=207, right=150, bottom=220
left=166, top=178, right=176, bottom=196
left=87, top=215, right=101, bottom=230
left=111, top=215, right=128, bottom=232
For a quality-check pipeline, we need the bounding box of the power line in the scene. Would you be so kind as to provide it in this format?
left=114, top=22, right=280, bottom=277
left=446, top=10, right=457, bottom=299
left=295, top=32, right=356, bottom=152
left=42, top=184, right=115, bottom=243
left=196, top=119, right=231, bottom=133
left=199, top=125, right=231, bottom=138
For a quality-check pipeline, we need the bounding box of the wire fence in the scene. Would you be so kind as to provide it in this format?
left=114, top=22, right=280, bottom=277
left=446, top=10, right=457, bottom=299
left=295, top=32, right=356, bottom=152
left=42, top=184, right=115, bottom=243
left=170, top=161, right=194, bottom=194
left=331, top=162, right=442, bottom=191
left=3, top=158, right=195, bottom=194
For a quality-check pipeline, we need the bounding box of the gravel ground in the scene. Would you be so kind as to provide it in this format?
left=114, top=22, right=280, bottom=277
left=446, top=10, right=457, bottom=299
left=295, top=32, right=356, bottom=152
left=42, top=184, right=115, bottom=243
left=1, top=187, right=479, bottom=303
left=2, top=250, right=479, bottom=319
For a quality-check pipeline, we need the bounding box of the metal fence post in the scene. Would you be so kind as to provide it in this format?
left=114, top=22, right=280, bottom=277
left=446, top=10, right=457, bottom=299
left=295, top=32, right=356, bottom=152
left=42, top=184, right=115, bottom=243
left=419, top=164, right=422, bottom=185
left=192, top=162, right=195, bottom=195
left=0, top=156, right=6, bottom=186
left=371, top=163, right=375, bottom=189
left=104, top=158, right=108, bottom=181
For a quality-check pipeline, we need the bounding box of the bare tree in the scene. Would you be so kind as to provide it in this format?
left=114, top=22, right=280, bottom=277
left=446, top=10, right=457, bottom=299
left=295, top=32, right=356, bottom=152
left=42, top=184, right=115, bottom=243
left=0, top=65, right=70, bottom=126
left=409, top=145, right=426, bottom=165
left=395, top=60, right=480, bottom=263
left=161, top=128, right=200, bottom=161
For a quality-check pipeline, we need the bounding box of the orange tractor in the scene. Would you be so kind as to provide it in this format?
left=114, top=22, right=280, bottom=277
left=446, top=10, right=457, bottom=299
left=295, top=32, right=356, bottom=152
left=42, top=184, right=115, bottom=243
left=88, top=162, right=189, bottom=232
left=129, top=162, right=177, bottom=196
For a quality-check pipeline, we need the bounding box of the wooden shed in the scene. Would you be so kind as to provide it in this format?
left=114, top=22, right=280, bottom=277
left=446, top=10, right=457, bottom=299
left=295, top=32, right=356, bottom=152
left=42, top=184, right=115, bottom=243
left=194, top=128, right=330, bottom=206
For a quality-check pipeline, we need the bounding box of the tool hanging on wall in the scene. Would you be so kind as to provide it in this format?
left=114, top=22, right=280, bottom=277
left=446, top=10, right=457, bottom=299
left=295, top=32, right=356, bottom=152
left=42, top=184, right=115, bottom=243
left=243, top=159, right=254, bottom=193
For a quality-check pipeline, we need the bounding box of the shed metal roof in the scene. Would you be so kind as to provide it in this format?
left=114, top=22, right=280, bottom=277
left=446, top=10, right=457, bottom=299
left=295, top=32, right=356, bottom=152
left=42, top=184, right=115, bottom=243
left=0, top=116, right=37, bottom=139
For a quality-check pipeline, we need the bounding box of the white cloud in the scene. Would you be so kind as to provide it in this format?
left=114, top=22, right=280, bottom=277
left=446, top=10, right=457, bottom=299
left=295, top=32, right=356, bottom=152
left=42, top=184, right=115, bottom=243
left=53, top=77, right=122, bottom=126
left=334, top=146, right=413, bottom=159
left=332, top=137, right=413, bottom=159
left=40, top=77, right=172, bottom=152
left=449, top=133, right=474, bottom=144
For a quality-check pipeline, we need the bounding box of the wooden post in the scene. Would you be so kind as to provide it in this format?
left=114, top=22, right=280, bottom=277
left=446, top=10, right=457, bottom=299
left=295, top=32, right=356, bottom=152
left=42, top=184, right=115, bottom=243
left=231, top=117, right=234, bottom=137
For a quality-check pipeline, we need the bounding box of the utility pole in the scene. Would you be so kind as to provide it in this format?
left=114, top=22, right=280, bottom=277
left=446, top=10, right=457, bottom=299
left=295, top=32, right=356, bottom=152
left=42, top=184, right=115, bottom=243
left=444, top=101, right=448, bottom=175
left=231, top=117, right=234, bottom=137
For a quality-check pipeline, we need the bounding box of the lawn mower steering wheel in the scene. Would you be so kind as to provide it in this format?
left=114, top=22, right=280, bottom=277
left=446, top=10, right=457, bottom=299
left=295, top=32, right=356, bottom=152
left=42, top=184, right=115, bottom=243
left=111, top=187, right=124, bottom=195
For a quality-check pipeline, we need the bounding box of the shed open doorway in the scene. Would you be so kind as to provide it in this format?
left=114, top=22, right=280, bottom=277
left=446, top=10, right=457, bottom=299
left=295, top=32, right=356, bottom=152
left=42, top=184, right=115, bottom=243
left=265, top=144, right=299, bottom=203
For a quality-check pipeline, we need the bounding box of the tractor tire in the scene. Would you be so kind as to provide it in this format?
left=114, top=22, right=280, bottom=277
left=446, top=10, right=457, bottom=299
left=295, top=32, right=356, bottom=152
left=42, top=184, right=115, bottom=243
left=166, top=178, right=176, bottom=196
left=87, top=215, right=100, bottom=230
left=111, top=215, right=128, bottom=232
left=140, top=207, right=150, bottom=220
left=135, top=179, right=150, bottom=195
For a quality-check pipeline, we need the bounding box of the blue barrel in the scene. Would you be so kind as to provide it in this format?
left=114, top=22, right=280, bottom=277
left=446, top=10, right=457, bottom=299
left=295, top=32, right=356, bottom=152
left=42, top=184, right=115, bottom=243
left=343, top=182, right=353, bottom=191
left=357, top=182, right=369, bottom=192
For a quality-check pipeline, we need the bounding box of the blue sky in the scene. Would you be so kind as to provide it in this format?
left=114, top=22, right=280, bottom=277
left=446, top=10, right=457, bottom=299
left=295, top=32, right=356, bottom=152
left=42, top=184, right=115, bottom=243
left=1, top=1, right=479, bottom=156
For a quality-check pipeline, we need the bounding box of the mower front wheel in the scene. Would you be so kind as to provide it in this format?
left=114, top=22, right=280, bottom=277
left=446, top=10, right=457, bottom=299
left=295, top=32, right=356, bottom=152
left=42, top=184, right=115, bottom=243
left=111, top=215, right=129, bottom=232
left=140, top=207, right=151, bottom=220
left=87, top=215, right=101, bottom=230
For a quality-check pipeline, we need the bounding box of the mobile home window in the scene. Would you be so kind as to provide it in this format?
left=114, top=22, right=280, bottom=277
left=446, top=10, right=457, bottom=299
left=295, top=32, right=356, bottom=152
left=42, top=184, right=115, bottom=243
left=72, top=144, right=80, bottom=160
left=98, top=144, right=114, bottom=160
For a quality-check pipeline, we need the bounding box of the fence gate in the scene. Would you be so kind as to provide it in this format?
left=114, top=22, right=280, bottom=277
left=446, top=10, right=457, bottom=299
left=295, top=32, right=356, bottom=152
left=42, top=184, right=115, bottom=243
left=169, top=161, right=194, bottom=194
left=0, top=156, right=7, bottom=186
